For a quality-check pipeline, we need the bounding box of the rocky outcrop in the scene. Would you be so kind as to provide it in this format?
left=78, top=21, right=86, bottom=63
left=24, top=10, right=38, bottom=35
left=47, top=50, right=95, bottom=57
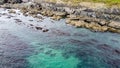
left=38, top=2, right=120, bottom=33
left=0, top=0, right=22, bottom=4
left=1, top=2, right=120, bottom=34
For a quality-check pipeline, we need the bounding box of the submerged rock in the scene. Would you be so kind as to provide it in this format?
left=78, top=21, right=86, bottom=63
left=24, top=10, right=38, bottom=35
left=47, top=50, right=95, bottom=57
left=43, top=29, right=49, bottom=32
left=35, top=26, right=43, bottom=30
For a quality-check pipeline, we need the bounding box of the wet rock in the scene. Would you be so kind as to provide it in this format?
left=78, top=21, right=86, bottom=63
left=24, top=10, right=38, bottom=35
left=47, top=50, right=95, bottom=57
left=6, top=16, right=11, bottom=19
left=22, top=0, right=29, bottom=3
left=35, top=15, right=43, bottom=19
left=43, top=29, right=49, bottom=32
left=14, top=19, right=22, bottom=22
left=35, top=26, right=42, bottom=30
left=4, top=2, right=120, bottom=34
left=0, top=0, right=6, bottom=4
left=7, top=0, right=22, bottom=4
left=23, top=13, right=28, bottom=16
left=29, top=20, right=33, bottom=21
left=114, top=49, right=120, bottom=54
left=8, top=9, right=16, bottom=14
left=29, top=24, right=34, bottom=26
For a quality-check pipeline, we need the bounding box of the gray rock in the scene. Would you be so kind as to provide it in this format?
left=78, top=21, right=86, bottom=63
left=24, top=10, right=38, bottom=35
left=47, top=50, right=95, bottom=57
left=0, top=0, right=6, bottom=4
left=108, top=21, right=120, bottom=29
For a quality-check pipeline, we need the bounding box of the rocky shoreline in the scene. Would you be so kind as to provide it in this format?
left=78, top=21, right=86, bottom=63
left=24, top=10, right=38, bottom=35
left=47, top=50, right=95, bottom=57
left=1, top=1, right=120, bottom=33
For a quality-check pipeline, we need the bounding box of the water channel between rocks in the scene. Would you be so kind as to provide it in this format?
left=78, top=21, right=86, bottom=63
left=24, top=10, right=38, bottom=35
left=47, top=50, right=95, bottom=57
left=0, top=8, right=120, bottom=68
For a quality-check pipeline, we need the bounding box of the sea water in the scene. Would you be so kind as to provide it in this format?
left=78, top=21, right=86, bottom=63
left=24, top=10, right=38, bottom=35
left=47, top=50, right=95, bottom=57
left=0, top=8, right=120, bottom=68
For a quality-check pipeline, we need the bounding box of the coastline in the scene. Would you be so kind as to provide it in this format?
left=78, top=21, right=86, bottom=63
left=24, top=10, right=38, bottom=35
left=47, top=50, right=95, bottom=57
left=1, top=1, right=120, bottom=33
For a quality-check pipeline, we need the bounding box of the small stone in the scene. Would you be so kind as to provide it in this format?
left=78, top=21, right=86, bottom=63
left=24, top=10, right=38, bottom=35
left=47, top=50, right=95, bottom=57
left=43, top=29, right=49, bottom=32
left=8, top=10, right=16, bottom=14
left=35, top=26, right=43, bottom=30
left=14, top=19, right=22, bottom=22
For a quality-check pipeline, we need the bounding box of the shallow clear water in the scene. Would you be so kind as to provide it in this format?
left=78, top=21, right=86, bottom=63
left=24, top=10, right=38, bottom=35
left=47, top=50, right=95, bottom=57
left=0, top=8, right=120, bottom=68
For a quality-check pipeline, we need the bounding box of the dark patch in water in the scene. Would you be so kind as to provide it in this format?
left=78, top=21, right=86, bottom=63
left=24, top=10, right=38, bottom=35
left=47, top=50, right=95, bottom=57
left=0, top=30, right=34, bottom=68
left=50, top=53, right=56, bottom=57
left=114, top=49, right=120, bottom=54
left=106, top=59, right=120, bottom=68
left=89, top=39, right=99, bottom=43
left=69, top=39, right=82, bottom=44
left=73, top=33, right=89, bottom=37
left=62, top=52, right=70, bottom=59
left=50, top=28, right=71, bottom=36
left=97, top=44, right=113, bottom=51
left=111, top=39, right=119, bottom=43
left=45, top=50, right=52, bottom=55
left=39, top=48, right=44, bottom=51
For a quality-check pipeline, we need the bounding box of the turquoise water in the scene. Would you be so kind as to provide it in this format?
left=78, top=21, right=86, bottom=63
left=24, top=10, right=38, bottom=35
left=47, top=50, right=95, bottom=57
left=0, top=9, right=120, bottom=68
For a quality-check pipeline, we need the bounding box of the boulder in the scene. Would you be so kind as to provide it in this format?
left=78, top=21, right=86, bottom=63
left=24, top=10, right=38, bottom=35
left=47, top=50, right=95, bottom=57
left=22, top=0, right=30, bottom=3
left=51, top=15, right=62, bottom=20
left=7, top=0, right=22, bottom=4
left=98, top=20, right=109, bottom=26
left=0, top=0, right=6, bottom=4
left=108, top=21, right=120, bottom=29
left=35, top=26, right=42, bottom=30
left=8, top=9, right=16, bottom=13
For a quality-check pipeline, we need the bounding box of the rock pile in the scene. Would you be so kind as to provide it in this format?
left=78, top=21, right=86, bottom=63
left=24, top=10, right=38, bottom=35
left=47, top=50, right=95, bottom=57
left=1, top=1, right=120, bottom=33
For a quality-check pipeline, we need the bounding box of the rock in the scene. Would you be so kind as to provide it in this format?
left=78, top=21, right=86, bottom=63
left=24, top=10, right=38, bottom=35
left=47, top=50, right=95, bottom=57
left=22, top=0, right=29, bottom=3
left=55, top=12, right=66, bottom=17
left=21, top=7, right=28, bottom=14
left=35, top=26, right=42, bottom=30
left=108, top=21, right=120, bottom=29
left=1, top=3, right=12, bottom=9
left=100, top=26, right=108, bottom=32
left=51, top=15, right=62, bottom=20
left=43, top=29, right=49, bottom=32
left=69, top=20, right=85, bottom=28
left=8, top=9, right=16, bottom=14
left=112, top=8, right=120, bottom=15
left=84, top=8, right=94, bottom=12
left=29, top=24, right=34, bottom=26
left=23, top=13, right=28, bottom=16
left=66, top=18, right=71, bottom=24
left=98, top=20, right=110, bottom=26
left=7, top=0, right=22, bottom=4
left=29, top=20, right=33, bottom=21
left=108, top=27, right=120, bottom=33
left=14, top=19, right=22, bottom=22
left=50, top=12, right=67, bottom=20
left=0, top=0, right=5, bottom=4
